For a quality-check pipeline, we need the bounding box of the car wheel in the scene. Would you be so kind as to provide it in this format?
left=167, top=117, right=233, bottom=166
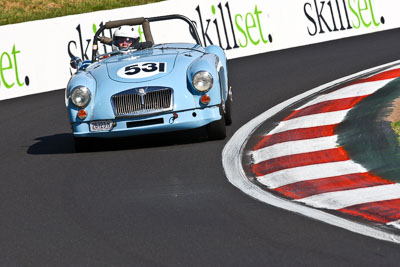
left=74, top=136, right=93, bottom=152
left=207, top=106, right=226, bottom=140
left=224, top=86, right=233, bottom=126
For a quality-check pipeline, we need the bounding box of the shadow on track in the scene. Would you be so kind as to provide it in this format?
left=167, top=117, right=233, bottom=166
left=27, top=127, right=210, bottom=155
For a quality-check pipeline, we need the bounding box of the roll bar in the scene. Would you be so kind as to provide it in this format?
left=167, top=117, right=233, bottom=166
left=91, top=14, right=202, bottom=62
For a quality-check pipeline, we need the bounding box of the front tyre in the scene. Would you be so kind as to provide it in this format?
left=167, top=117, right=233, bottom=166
left=224, top=86, right=233, bottom=126
left=206, top=106, right=226, bottom=140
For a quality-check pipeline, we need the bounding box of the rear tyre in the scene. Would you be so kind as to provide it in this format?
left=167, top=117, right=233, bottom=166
left=74, top=137, right=93, bottom=152
left=206, top=106, right=226, bottom=140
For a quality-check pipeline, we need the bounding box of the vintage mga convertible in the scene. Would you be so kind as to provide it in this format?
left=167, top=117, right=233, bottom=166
left=66, top=15, right=232, bottom=151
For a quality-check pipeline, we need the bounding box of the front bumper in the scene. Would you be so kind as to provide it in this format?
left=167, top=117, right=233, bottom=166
left=72, top=106, right=221, bottom=138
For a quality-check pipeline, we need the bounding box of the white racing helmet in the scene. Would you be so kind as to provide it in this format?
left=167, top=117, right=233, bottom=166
left=112, top=26, right=140, bottom=51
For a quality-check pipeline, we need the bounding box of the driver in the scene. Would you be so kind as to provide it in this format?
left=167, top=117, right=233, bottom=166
left=112, top=26, right=140, bottom=51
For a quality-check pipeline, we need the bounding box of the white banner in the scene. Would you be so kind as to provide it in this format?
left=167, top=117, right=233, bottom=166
left=0, top=0, right=399, bottom=100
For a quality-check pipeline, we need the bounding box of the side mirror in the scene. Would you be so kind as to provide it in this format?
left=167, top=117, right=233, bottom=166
left=70, top=57, right=83, bottom=70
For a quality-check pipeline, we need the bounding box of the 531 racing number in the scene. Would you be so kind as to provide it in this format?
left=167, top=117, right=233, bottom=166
left=117, top=62, right=167, bottom=79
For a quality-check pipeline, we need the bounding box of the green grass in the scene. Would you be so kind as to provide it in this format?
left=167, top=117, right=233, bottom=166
left=0, top=0, right=164, bottom=26
left=391, top=121, right=400, bottom=144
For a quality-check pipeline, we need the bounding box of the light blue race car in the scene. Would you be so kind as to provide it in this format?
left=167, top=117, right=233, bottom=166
left=66, top=15, right=232, bottom=151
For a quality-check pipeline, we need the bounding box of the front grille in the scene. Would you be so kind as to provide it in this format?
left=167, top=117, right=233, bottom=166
left=112, top=87, right=173, bottom=117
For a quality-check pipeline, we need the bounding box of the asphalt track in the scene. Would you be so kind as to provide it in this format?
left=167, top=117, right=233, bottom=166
left=2, top=29, right=400, bottom=266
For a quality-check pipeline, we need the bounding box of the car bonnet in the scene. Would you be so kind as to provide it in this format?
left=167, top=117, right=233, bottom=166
left=105, top=49, right=179, bottom=83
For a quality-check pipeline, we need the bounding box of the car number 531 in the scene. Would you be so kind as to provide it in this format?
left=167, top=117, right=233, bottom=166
left=117, top=62, right=167, bottom=79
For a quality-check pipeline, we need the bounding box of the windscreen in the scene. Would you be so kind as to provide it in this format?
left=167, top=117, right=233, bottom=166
left=94, top=17, right=200, bottom=58
left=148, top=19, right=199, bottom=45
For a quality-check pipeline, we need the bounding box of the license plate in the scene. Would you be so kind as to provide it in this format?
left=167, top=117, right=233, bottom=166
left=90, top=120, right=113, bottom=132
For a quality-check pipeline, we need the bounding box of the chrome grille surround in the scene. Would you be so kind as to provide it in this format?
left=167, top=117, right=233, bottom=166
left=112, top=87, right=173, bottom=117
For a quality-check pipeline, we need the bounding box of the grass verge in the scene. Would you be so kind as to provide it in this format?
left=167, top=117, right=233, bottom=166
left=0, top=0, right=163, bottom=26
left=391, top=121, right=400, bottom=144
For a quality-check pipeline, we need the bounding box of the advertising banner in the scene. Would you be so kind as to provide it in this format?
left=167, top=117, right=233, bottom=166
left=0, top=0, right=399, bottom=100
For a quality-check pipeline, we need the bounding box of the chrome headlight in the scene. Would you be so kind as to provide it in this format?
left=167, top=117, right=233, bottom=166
left=192, top=71, right=213, bottom=92
left=70, top=86, right=91, bottom=108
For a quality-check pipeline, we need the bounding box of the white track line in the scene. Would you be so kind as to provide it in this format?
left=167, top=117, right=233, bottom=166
left=250, top=135, right=338, bottom=164
left=222, top=60, right=400, bottom=244
left=295, top=79, right=392, bottom=110
left=296, top=184, right=400, bottom=209
left=387, top=220, right=400, bottom=229
left=268, top=110, right=349, bottom=135
left=256, top=160, right=367, bottom=189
